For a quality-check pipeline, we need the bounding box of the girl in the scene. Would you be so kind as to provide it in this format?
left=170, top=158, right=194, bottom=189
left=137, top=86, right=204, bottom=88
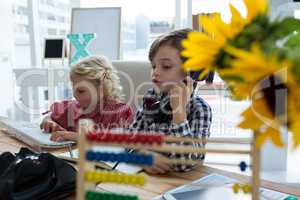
left=40, top=55, right=134, bottom=141
left=130, top=29, right=212, bottom=174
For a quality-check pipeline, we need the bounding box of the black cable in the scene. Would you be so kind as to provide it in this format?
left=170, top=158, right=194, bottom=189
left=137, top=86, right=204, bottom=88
left=111, top=148, right=134, bottom=170
left=95, top=148, right=135, bottom=186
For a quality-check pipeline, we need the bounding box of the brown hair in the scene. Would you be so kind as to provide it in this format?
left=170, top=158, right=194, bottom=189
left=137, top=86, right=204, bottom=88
left=148, top=28, right=192, bottom=63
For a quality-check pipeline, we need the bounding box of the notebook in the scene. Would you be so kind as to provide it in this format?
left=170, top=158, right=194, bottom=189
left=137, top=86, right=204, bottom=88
left=153, top=173, right=295, bottom=200
left=0, top=117, right=74, bottom=150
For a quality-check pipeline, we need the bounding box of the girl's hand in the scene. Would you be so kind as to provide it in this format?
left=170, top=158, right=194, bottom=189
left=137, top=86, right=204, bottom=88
left=50, top=131, right=77, bottom=142
left=40, top=117, right=66, bottom=133
left=141, top=150, right=172, bottom=174
left=169, top=77, right=193, bottom=123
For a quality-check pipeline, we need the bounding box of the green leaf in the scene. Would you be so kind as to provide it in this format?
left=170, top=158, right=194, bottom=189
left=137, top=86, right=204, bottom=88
left=286, top=46, right=300, bottom=83
left=221, top=75, right=244, bottom=82
left=278, top=17, right=300, bottom=36
left=292, top=64, right=300, bottom=81
left=286, top=46, right=300, bottom=61
left=284, top=31, right=300, bottom=48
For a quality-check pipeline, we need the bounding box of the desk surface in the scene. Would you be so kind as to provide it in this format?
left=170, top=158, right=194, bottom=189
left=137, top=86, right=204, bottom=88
left=1, top=129, right=299, bottom=199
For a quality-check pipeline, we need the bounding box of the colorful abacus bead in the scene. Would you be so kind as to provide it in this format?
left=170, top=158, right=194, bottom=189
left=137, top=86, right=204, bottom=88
left=86, top=191, right=138, bottom=200
left=86, top=132, right=97, bottom=140
left=86, top=132, right=164, bottom=145
left=117, top=134, right=126, bottom=142
left=242, top=184, right=251, bottom=193
left=239, top=161, right=248, bottom=172
left=85, top=151, right=154, bottom=166
left=85, top=171, right=94, bottom=182
left=84, top=171, right=145, bottom=186
left=232, top=183, right=240, bottom=193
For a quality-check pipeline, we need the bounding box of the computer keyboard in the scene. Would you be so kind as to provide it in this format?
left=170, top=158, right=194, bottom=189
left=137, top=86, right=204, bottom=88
left=0, top=117, right=74, bottom=149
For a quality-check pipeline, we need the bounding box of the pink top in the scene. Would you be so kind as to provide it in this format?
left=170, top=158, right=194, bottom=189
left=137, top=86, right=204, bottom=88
left=49, top=99, right=134, bottom=131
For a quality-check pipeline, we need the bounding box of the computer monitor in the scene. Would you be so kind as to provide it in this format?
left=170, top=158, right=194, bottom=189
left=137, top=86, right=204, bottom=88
left=44, top=38, right=65, bottom=59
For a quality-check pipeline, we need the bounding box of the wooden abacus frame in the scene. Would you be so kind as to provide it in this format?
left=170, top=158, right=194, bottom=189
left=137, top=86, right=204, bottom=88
left=76, top=119, right=261, bottom=200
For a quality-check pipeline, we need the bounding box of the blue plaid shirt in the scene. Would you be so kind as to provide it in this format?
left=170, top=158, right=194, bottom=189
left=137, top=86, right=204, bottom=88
left=130, top=88, right=212, bottom=172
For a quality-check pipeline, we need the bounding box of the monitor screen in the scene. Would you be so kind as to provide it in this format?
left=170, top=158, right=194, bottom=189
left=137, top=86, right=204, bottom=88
left=44, top=39, right=64, bottom=59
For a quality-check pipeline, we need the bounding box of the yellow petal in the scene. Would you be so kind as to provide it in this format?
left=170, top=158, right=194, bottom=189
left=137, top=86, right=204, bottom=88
left=265, top=127, right=285, bottom=148
left=290, top=118, right=300, bottom=149
left=200, top=14, right=222, bottom=37
left=181, top=43, right=219, bottom=57
left=255, top=131, right=268, bottom=149
left=186, top=32, right=210, bottom=43
left=238, top=106, right=263, bottom=130
left=243, top=0, right=268, bottom=22
left=238, top=118, right=262, bottom=130
left=228, top=4, right=247, bottom=37
left=255, top=126, right=284, bottom=149
left=224, top=44, right=286, bottom=88
left=183, top=56, right=213, bottom=70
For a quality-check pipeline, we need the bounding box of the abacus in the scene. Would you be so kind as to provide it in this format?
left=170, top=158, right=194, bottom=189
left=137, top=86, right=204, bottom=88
left=76, top=119, right=261, bottom=200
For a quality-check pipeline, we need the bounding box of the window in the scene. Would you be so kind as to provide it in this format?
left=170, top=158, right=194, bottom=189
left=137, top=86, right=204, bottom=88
left=192, top=0, right=246, bottom=23
left=59, top=30, right=66, bottom=35
left=7, top=0, right=73, bottom=122
left=47, top=14, right=56, bottom=21
left=294, top=10, right=300, bottom=18
left=47, top=28, right=57, bottom=35
left=80, top=0, right=176, bottom=60
left=6, top=0, right=249, bottom=122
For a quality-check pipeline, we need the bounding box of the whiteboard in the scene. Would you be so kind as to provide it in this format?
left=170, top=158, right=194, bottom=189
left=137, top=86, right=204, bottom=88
left=70, top=7, right=121, bottom=61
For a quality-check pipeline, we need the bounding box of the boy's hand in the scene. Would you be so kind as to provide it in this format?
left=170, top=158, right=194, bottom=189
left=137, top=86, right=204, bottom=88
left=141, top=150, right=172, bottom=174
left=40, top=117, right=66, bottom=133
left=50, top=131, right=77, bottom=142
left=169, top=77, right=193, bottom=124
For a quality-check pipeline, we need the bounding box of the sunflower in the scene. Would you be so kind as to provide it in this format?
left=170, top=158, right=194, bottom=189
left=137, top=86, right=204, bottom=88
left=238, top=98, right=284, bottom=149
left=240, top=83, right=300, bottom=149
left=243, top=0, right=268, bottom=23
left=220, top=44, right=300, bottom=148
left=181, top=0, right=268, bottom=80
left=286, top=80, right=300, bottom=148
left=219, top=44, right=291, bottom=99
left=289, top=102, right=300, bottom=148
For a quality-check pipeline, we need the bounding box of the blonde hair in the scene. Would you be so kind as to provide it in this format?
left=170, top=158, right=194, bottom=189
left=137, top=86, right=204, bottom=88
left=70, top=55, right=124, bottom=101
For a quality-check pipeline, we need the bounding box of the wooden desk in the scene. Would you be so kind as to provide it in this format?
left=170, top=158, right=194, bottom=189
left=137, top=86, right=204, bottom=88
left=1, top=129, right=299, bottom=199
left=96, top=165, right=300, bottom=199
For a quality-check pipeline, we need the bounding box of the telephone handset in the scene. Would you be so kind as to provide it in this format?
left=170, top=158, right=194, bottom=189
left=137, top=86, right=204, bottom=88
left=143, top=70, right=214, bottom=123
left=144, top=72, right=200, bottom=123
